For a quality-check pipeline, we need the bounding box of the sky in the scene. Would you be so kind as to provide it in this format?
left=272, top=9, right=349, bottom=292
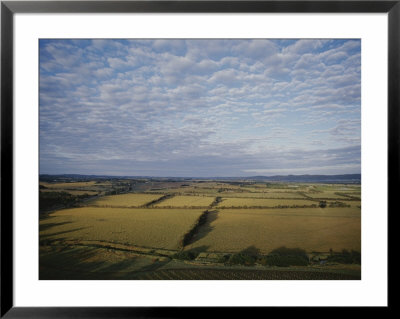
left=39, top=39, right=361, bottom=177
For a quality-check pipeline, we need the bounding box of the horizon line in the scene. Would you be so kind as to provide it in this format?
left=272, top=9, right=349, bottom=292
left=39, top=172, right=361, bottom=178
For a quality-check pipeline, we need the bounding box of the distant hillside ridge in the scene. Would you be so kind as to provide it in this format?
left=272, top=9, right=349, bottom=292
left=39, top=173, right=361, bottom=184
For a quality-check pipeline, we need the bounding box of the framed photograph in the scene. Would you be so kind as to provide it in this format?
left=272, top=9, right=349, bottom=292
left=1, top=0, right=395, bottom=316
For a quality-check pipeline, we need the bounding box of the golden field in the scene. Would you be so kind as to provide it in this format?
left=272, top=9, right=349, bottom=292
left=154, top=195, right=216, bottom=207
left=87, top=193, right=163, bottom=207
left=218, top=192, right=307, bottom=199
left=217, top=197, right=317, bottom=208
left=185, top=207, right=361, bottom=254
left=40, top=182, right=361, bottom=255
left=40, top=207, right=205, bottom=250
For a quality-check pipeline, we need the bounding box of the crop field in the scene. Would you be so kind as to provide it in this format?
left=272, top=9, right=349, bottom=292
left=217, top=197, right=317, bottom=208
left=349, top=201, right=361, bottom=208
left=185, top=207, right=361, bottom=254
left=154, top=195, right=216, bottom=207
left=190, top=182, right=241, bottom=189
left=40, top=189, right=99, bottom=196
left=40, top=181, right=98, bottom=189
left=136, top=269, right=360, bottom=280
left=199, top=191, right=307, bottom=199
left=39, top=179, right=361, bottom=280
left=149, top=183, right=252, bottom=195
left=221, top=192, right=308, bottom=199
left=87, top=193, right=163, bottom=207
left=40, top=207, right=205, bottom=250
left=344, top=192, right=361, bottom=197
left=152, top=187, right=221, bottom=195
left=305, top=192, right=351, bottom=199
left=241, top=187, right=301, bottom=193
left=312, top=184, right=359, bottom=191
left=216, top=207, right=360, bottom=218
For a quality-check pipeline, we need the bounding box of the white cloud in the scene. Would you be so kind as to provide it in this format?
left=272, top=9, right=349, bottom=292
left=40, top=39, right=361, bottom=176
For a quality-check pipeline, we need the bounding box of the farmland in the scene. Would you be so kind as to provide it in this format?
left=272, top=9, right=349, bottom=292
left=40, top=207, right=204, bottom=250
left=154, top=195, right=216, bottom=208
left=87, top=193, right=164, bottom=207
left=216, top=198, right=316, bottom=208
left=184, top=208, right=361, bottom=254
left=221, top=192, right=308, bottom=199
left=39, top=176, right=361, bottom=280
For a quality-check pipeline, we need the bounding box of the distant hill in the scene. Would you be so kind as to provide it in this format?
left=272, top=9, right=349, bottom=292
left=40, top=173, right=361, bottom=184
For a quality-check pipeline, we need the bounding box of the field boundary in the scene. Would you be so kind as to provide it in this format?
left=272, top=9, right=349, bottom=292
left=42, top=239, right=178, bottom=257
left=180, top=210, right=215, bottom=247
left=144, top=194, right=174, bottom=207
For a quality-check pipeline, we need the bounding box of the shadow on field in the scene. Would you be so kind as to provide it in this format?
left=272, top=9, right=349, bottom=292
left=39, top=221, right=74, bottom=232
left=183, top=245, right=210, bottom=255
left=173, top=245, right=210, bottom=261
left=132, top=258, right=172, bottom=276
left=225, top=246, right=311, bottom=267
left=240, top=246, right=261, bottom=257
left=187, top=211, right=218, bottom=245
left=39, top=237, right=69, bottom=246
left=39, top=246, right=157, bottom=280
left=40, top=247, right=103, bottom=279
left=39, top=227, right=89, bottom=241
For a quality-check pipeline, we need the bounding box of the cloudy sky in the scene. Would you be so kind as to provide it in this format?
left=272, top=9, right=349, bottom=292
left=39, top=39, right=361, bottom=177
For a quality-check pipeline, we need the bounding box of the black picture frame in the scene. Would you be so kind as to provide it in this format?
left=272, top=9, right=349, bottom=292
left=1, top=0, right=395, bottom=317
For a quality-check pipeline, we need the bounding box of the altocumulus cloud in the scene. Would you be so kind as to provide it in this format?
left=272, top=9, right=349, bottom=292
left=40, top=39, right=361, bottom=177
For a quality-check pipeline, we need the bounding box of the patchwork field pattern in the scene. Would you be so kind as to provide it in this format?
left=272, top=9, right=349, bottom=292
left=40, top=180, right=361, bottom=279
